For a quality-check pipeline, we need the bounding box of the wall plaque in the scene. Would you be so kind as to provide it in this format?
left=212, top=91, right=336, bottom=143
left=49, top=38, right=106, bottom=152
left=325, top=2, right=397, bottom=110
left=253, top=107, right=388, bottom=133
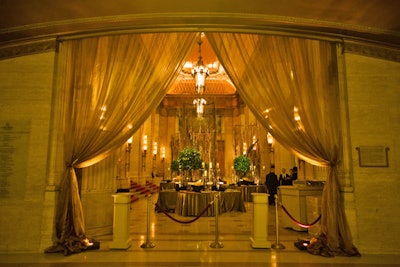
left=356, top=146, right=389, bottom=167
left=0, top=120, right=30, bottom=198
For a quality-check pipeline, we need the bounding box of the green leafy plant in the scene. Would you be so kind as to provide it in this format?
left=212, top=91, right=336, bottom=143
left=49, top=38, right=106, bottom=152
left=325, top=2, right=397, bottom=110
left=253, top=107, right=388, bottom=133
left=171, top=160, right=180, bottom=172
left=234, top=155, right=251, bottom=177
left=177, top=147, right=202, bottom=170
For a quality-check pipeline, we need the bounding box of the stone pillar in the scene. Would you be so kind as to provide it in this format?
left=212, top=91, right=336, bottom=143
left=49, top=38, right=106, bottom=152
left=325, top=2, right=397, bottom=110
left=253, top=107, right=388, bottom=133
left=250, top=193, right=271, bottom=248
left=109, top=193, right=133, bottom=249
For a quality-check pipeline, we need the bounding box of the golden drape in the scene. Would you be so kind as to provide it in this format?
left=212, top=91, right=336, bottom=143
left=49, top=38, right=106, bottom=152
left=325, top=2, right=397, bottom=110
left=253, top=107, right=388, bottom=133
left=207, top=33, right=359, bottom=257
left=48, top=33, right=197, bottom=254
left=48, top=31, right=360, bottom=257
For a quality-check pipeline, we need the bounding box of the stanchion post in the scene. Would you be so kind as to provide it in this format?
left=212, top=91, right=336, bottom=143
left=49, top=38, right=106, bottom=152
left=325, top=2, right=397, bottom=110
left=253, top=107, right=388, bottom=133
left=210, top=193, right=223, bottom=248
left=271, top=194, right=285, bottom=249
left=141, top=194, right=155, bottom=248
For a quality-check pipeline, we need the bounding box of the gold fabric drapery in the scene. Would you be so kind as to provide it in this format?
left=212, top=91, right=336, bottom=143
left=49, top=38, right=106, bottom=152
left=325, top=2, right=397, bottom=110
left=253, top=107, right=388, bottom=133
left=207, top=33, right=360, bottom=257
left=47, top=31, right=360, bottom=257
left=46, top=33, right=197, bottom=254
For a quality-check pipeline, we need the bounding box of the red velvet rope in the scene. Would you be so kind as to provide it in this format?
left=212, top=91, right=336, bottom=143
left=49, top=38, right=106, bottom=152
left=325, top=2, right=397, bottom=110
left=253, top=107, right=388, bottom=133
left=154, top=202, right=214, bottom=224
left=280, top=204, right=321, bottom=228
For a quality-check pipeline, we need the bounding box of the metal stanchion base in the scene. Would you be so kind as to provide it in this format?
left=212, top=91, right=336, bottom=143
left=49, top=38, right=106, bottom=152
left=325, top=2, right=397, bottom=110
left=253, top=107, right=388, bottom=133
left=210, top=241, right=224, bottom=248
left=271, top=243, right=285, bottom=249
left=140, top=242, right=155, bottom=248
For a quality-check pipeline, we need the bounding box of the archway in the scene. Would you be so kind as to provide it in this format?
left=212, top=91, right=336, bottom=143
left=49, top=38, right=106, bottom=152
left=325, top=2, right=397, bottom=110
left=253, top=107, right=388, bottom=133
left=48, top=29, right=359, bottom=257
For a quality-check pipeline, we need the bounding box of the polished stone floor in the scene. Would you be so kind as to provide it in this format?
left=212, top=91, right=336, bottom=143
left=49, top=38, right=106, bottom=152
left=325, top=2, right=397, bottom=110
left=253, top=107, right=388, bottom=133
left=1, top=183, right=399, bottom=267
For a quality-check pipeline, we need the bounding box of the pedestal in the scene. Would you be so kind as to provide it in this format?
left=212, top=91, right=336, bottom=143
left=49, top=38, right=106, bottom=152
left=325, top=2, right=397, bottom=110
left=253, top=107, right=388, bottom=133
left=109, top=193, right=133, bottom=249
left=250, top=193, right=271, bottom=248
left=279, top=185, right=323, bottom=231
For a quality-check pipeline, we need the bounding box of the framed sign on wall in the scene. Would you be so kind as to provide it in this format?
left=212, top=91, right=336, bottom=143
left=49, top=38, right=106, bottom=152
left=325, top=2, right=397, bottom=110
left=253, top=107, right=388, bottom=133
left=356, top=146, right=389, bottom=167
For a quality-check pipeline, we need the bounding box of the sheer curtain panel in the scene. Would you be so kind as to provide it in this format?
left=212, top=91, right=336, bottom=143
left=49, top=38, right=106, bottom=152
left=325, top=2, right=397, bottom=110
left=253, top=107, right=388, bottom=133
left=207, top=33, right=359, bottom=257
left=45, top=33, right=197, bottom=255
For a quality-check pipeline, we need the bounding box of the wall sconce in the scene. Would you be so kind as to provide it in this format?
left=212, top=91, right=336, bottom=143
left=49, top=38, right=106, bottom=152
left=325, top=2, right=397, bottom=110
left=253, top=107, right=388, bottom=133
left=161, top=147, right=166, bottom=180
left=161, top=147, right=165, bottom=161
left=243, top=142, right=247, bottom=155
left=142, top=135, right=147, bottom=170
left=293, top=106, right=304, bottom=130
left=267, top=132, right=274, bottom=165
left=294, top=106, right=301, bottom=121
left=152, top=141, right=157, bottom=176
left=267, top=132, right=273, bottom=147
left=127, top=137, right=132, bottom=150
left=143, top=135, right=148, bottom=153
left=252, top=135, right=257, bottom=150
left=125, top=137, right=132, bottom=178
left=153, top=141, right=157, bottom=159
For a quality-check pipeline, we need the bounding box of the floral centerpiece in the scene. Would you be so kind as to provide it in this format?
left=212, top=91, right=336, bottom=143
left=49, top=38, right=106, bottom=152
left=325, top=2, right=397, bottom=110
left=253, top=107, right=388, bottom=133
left=233, top=155, right=251, bottom=179
left=177, top=147, right=202, bottom=171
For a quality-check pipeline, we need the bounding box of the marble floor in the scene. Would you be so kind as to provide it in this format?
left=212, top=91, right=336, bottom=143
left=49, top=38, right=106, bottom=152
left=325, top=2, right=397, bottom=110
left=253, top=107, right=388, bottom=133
left=1, top=185, right=399, bottom=267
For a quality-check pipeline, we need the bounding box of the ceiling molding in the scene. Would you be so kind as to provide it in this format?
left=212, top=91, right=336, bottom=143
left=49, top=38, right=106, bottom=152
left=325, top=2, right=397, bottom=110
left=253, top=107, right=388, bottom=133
left=343, top=40, right=400, bottom=62
left=0, top=38, right=57, bottom=60
left=1, top=5, right=399, bottom=60
left=2, top=12, right=400, bottom=46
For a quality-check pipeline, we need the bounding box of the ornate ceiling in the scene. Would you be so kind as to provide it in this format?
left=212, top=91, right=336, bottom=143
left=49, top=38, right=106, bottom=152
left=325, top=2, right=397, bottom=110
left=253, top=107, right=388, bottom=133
left=168, top=34, right=236, bottom=96
left=1, top=0, right=399, bottom=100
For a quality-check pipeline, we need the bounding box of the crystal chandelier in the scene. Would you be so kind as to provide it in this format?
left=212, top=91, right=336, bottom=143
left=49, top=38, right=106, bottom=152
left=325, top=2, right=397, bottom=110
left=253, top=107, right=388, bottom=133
left=192, top=33, right=209, bottom=94
left=193, top=98, right=207, bottom=118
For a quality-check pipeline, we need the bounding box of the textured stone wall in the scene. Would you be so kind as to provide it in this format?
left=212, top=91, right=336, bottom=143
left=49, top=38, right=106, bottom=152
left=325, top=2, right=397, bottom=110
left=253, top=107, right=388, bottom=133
left=0, top=52, right=55, bottom=252
left=345, top=52, right=400, bottom=254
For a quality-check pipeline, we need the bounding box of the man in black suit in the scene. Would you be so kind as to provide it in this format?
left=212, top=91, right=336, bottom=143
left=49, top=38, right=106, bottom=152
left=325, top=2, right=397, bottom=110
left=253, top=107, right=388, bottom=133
left=265, top=165, right=279, bottom=205
left=279, top=167, right=292, bottom=185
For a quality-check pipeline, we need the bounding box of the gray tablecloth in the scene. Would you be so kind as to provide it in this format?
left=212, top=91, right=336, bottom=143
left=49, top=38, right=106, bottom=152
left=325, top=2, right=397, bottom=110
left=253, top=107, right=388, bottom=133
left=160, top=181, right=176, bottom=190
left=156, top=190, right=246, bottom=216
left=227, top=185, right=267, bottom=202
left=220, top=190, right=246, bottom=213
left=172, top=190, right=245, bottom=217
left=156, top=190, right=178, bottom=211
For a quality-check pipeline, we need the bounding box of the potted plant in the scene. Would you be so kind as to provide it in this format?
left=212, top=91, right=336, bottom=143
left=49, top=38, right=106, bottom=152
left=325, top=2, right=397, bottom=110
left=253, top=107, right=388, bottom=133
left=233, top=155, right=251, bottom=179
left=177, top=147, right=202, bottom=182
